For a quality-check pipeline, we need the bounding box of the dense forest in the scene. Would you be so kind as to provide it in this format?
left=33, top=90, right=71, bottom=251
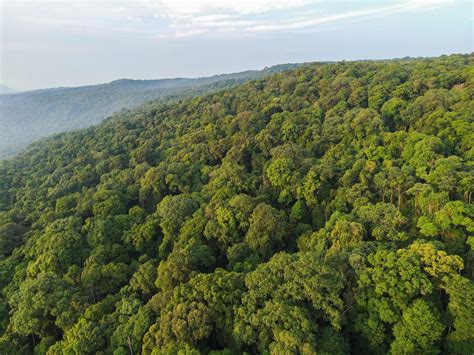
left=0, top=54, right=473, bottom=354
left=0, top=63, right=297, bottom=158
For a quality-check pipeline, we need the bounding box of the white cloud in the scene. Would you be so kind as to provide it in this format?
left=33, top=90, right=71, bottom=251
left=153, top=0, right=457, bottom=37
left=244, top=1, right=448, bottom=33
left=1, top=0, right=457, bottom=39
left=155, top=0, right=315, bottom=16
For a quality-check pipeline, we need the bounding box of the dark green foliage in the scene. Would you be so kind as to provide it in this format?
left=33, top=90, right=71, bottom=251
left=0, top=54, right=473, bottom=354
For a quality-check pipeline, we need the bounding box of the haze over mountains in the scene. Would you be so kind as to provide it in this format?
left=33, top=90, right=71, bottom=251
left=0, top=64, right=298, bottom=159
left=0, top=85, right=17, bottom=95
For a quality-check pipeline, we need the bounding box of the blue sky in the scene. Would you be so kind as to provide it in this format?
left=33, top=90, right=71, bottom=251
left=0, top=0, right=472, bottom=91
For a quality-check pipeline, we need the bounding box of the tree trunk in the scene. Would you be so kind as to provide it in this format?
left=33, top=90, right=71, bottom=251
left=128, top=336, right=133, bottom=355
left=397, top=186, right=402, bottom=210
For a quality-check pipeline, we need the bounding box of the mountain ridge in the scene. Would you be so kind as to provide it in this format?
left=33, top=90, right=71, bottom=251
left=0, top=63, right=301, bottom=159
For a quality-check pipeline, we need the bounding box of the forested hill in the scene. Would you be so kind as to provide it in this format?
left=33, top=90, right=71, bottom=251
left=0, top=54, right=473, bottom=354
left=0, top=63, right=298, bottom=158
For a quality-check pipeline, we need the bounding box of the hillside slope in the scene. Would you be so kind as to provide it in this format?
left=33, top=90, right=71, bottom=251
left=0, top=54, right=473, bottom=354
left=0, top=64, right=298, bottom=158
left=0, top=85, right=18, bottom=95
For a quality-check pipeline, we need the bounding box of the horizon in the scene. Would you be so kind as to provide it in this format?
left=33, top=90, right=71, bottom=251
left=2, top=51, right=472, bottom=93
left=1, top=0, right=472, bottom=91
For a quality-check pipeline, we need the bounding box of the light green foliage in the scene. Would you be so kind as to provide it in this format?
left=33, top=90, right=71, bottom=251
left=155, top=239, right=216, bottom=291
left=325, top=213, right=365, bottom=252
left=143, top=270, right=244, bottom=352
left=156, top=195, right=198, bottom=256
left=244, top=203, right=289, bottom=258
left=442, top=274, right=474, bottom=353
left=9, top=272, right=73, bottom=337
left=381, top=97, right=409, bottom=129
left=131, top=261, right=158, bottom=296
left=355, top=202, right=407, bottom=241
left=0, top=54, right=472, bottom=354
left=356, top=249, right=433, bottom=324
left=28, top=216, right=87, bottom=275
left=157, top=195, right=198, bottom=240
left=391, top=299, right=445, bottom=354
left=266, top=157, right=295, bottom=188
left=235, top=252, right=345, bottom=353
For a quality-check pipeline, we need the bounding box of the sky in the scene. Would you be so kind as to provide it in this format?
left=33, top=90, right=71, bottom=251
left=0, top=0, right=472, bottom=91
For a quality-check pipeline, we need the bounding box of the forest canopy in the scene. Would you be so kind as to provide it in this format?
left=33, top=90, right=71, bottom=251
left=0, top=54, right=473, bottom=354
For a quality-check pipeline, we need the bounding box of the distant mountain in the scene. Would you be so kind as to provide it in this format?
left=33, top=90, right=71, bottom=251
left=0, top=64, right=300, bottom=158
left=0, top=85, right=18, bottom=95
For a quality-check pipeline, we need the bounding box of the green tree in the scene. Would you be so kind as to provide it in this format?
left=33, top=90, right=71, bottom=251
left=390, top=299, right=444, bottom=354
left=244, top=203, right=289, bottom=258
